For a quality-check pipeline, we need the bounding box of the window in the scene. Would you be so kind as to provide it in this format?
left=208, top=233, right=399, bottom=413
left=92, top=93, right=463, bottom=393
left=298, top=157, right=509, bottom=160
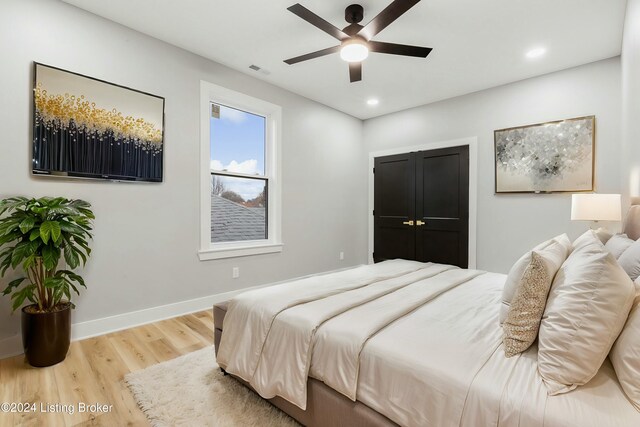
left=199, top=82, right=282, bottom=260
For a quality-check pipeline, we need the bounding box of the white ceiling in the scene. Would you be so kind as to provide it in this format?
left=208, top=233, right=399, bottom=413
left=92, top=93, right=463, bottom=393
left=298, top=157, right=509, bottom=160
left=62, top=0, right=627, bottom=120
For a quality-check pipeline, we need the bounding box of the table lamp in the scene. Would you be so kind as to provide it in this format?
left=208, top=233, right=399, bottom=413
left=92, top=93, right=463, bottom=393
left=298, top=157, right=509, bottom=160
left=571, top=193, right=622, bottom=229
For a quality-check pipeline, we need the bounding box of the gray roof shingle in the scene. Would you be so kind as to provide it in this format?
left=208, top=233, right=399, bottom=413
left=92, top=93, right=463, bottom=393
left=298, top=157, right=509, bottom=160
left=211, top=195, right=266, bottom=242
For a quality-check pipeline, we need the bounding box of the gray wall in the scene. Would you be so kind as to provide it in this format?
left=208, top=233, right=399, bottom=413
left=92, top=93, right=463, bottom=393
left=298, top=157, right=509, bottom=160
left=622, top=0, right=640, bottom=202
left=0, top=0, right=626, bottom=347
left=0, top=0, right=368, bottom=343
left=363, top=58, right=622, bottom=273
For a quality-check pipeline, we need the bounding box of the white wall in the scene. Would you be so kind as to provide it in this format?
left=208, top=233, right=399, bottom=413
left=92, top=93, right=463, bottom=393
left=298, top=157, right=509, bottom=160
left=0, top=0, right=368, bottom=348
left=622, top=0, right=640, bottom=201
left=363, top=58, right=622, bottom=273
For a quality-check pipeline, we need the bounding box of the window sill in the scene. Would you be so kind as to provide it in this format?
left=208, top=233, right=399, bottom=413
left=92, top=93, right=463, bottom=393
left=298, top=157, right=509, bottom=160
left=198, top=243, right=283, bottom=261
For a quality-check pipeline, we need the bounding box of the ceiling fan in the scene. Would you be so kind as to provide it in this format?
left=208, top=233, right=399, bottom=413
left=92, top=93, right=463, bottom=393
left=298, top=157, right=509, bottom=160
left=283, top=0, right=432, bottom=83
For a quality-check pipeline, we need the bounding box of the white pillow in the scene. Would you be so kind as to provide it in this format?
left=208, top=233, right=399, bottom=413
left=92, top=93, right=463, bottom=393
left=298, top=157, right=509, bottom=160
left=617, top=239, right=640, bottom=281
left=538, top=234, right=636, bottom=395
left=605, top=234, right=635, bottom=259
left=500, top=234, right=570, bottom=324
left=610, top=280, right=640, bottom=411
left=554, top=233, right=572, bottom=254
left=593, top=227, right=613, bottom=245
left=571, top=228, right=613, bottom=252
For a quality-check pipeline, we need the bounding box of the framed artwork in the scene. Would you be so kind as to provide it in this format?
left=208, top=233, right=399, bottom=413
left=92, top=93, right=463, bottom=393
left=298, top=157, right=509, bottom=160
left=494, top=116, right=595, bottom=193
left=33, top=63, right=165, bottom=182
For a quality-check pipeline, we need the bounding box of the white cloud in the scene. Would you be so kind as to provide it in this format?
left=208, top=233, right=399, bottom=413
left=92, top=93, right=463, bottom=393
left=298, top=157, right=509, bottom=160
left=210, top=159, right=224, bottom=171
left=219, top=106, right=247, bottom=124
left=211, top=159, right=259, bottom=175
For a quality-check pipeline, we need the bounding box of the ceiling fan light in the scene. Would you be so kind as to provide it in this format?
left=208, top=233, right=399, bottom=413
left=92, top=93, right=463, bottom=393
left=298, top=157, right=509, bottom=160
left=340, top=39, right=369, bottom=62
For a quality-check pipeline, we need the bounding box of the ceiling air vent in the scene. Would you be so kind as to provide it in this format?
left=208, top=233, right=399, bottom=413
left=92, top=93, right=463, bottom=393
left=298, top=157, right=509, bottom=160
left=249, top=64, right=271, bottom=75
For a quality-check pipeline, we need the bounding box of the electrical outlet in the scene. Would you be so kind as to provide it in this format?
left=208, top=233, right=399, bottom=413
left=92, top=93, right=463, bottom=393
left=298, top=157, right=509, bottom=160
left=339, top=251, right=345, bottom=261
left=232, top=267, right=240, bottom=279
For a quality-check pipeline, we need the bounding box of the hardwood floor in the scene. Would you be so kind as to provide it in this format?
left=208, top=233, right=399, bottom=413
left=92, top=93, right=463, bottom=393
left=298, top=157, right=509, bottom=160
left=0, top=310, right=214, bottom=426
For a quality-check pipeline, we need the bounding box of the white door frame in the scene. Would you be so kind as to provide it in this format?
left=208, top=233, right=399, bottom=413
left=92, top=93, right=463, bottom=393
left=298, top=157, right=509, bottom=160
left=367, top=136, right=478, bottom=268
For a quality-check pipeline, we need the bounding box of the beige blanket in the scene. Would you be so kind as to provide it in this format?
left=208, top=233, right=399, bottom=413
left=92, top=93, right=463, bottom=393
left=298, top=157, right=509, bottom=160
left=216, top=259, right=431, bottom=405
left=217, top=260, right=482, bottom=409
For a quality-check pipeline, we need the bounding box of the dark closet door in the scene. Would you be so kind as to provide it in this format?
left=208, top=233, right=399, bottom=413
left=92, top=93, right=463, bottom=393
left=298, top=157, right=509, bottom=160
left=373, top=146, right=469, bottom=267
left=415, top=146, right=469, bottom=267
left=373, top=153, right=416, bottom=263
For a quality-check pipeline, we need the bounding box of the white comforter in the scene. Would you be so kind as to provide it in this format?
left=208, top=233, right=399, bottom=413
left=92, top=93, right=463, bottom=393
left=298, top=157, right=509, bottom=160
left=216, top=260, right=640, bottom=427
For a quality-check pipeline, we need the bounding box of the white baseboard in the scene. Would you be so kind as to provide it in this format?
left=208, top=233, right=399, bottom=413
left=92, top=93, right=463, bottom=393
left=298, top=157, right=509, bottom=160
left=0, top=287, right=246, bottom=360
left=0, top=265, right=358, bottom=360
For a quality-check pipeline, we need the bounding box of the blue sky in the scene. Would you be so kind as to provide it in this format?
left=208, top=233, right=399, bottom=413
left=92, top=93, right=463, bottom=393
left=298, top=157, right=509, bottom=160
left=210, top=104, right=266, bottom=200
left=210, top=104, right=265, bottom=175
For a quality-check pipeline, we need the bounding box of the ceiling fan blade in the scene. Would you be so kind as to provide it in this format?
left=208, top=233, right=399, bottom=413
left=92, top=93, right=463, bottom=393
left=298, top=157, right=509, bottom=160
left=288, top=3, right=349, bottom=41
left=284, top=45, right=341, bottom=65
left=349, top=62, right=362, bottom=83
left=368, top=41, right=432, bottom=58
left=358, top=0, right=420, bottom=40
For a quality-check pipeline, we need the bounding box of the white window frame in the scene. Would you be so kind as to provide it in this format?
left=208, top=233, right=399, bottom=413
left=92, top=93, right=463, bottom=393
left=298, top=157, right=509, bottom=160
left=199, top=81, right=282, bottom=260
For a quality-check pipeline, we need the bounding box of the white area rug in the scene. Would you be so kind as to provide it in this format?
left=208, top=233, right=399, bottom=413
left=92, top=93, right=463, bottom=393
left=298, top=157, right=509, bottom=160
left=125, top=347, right=299, bottom=427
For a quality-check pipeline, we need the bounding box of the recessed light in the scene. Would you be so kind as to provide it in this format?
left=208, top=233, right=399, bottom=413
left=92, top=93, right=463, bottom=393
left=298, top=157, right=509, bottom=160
left=367, top=98, right=379, bottom=106
left=526, top=47, right=546, bottom=59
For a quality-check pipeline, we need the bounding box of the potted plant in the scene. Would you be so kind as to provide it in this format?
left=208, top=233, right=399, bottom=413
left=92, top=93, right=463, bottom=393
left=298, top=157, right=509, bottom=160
left=0, top=197, right=94, bottom=367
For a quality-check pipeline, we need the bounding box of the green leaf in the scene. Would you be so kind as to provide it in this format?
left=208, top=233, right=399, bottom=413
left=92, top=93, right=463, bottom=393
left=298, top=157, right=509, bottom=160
left=0, top=219, right=20, bottom=236
left=40, top=221, right=52, bottom=244
left=63, top=244, right=79, bottom=269
left=0, top=230, right=22, bottom=246
left=59, top=270, right=86, bottom=288
left=40, top=221, right=62, bottom=244
left=2, top=277, right=26, bottom=296
left=10, top=284, right=35, bottom=312
left=0, top=197, right=28, bottom=216
left=43, top=276, right=64, bottom=289
left=42, top=245, right=60, bottom=271
left=58, top=221, right=86, bottom=236
left=18, top=217, right=36, bottom=234
left=0, top=254, right=12, bottom=276
left=29, top=228, right=41, bottom=241
left=10, top=241, right=30, bottom=269
left=23, top=254, right=36, bottom=270
left=50, top=221, right=61, bottom=243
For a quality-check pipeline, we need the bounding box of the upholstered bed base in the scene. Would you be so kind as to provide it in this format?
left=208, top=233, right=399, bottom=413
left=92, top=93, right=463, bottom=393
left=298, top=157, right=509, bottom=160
left=213, top=302, right=398, bottom=427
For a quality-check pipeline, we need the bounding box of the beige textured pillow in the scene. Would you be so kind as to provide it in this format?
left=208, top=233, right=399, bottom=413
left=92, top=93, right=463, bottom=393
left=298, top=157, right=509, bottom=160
left=500, top=234, right=570, bottom=324
left=538, top=235, right=636, bottom=395
left=503, top=251, right=554, bottom=357
left=610, top=280, right=640, bottom=411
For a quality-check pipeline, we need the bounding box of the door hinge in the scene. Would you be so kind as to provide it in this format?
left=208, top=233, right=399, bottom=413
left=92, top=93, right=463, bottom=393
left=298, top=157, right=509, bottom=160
left=372, top=209, right=375, bottom=216
left=372, top=167, right=375, bottom=173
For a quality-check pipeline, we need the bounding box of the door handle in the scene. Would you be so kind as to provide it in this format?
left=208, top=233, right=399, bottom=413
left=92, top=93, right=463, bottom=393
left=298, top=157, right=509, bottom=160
left=416, top=220, right=425, bottom=226
left=402, top=220, right=414, bottom=226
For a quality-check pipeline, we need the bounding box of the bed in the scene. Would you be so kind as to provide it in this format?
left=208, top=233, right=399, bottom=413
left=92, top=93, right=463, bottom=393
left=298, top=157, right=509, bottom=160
left=213, top=202, right=640, bottom=427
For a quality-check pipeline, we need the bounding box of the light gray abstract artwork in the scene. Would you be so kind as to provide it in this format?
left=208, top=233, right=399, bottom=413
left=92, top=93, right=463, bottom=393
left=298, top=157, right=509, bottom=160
left=494, top=116, right=594, bottom=193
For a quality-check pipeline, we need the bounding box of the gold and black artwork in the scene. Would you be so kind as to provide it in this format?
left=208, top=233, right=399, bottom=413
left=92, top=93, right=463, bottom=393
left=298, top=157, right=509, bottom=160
left=33, top=63, right=165, bottom=182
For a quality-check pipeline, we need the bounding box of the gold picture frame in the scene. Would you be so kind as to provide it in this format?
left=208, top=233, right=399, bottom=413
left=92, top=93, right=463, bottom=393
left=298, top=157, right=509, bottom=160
left=494, top=115, right=595, bottom=194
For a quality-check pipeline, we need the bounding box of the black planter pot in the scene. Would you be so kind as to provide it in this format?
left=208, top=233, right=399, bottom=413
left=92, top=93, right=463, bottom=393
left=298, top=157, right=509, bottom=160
left=21, top=303, right=71, bottom=367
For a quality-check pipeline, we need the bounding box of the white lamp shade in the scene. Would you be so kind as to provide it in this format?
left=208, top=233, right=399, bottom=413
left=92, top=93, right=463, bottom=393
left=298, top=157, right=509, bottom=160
left=571, top=194, right=621, bottom=221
